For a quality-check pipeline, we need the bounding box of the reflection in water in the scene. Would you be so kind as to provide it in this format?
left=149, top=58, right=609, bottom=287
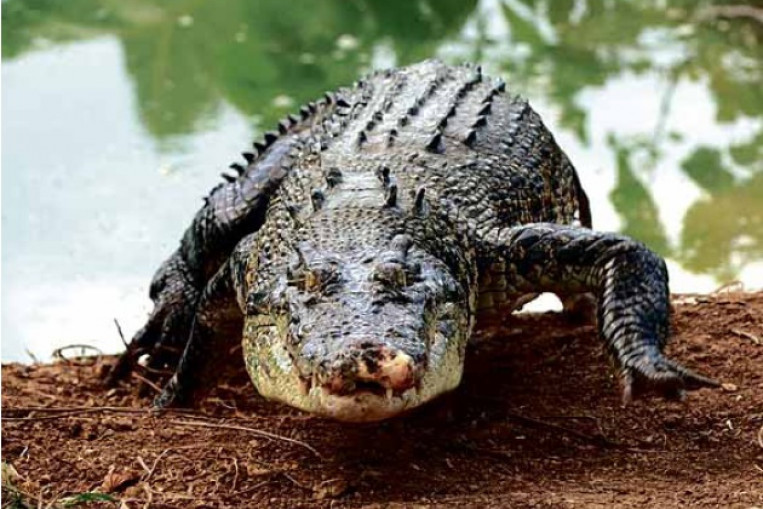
left=609, top=136, right=671, bottom=258
left=2, top=0, right=762, bottom=360
left=682, top=151, right=763, bottom=282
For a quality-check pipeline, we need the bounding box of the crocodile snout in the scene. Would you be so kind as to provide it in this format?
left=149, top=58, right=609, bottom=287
left=322, top=347, right=421, bottom=397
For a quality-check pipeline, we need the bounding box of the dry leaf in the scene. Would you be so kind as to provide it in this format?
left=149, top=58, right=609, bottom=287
left=101, top=466, right=139, bottom=493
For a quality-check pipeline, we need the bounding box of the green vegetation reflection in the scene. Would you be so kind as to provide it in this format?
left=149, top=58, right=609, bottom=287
left=3, top=0, right=762, bottom=284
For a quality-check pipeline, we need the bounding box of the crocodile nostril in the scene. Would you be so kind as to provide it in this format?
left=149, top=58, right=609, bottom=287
left=356, top=349, right=416, bottom=391
left=322, top=348, right=418, bottom=396
left=353, top=380, right=388, bottom=397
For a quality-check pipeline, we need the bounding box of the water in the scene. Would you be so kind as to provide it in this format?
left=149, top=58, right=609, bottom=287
left=2, top=0, right=762, bottom=361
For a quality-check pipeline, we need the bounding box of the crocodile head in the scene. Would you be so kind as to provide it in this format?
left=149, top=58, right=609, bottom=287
left=242, top=213, right=474, bottom=422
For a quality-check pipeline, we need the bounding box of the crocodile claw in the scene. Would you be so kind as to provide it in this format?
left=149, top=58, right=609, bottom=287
left=104, top=257, right=198, bottom=390
left=152, top=374, right=187, bottom=410
left=620, top=353, right=719, bottom=406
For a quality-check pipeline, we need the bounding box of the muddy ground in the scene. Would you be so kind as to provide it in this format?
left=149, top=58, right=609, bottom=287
left=2, top=292, right=762, bottom=508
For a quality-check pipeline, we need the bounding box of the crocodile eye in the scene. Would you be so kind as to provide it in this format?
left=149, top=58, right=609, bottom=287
left=373, top=262, right=407, bottom=288
left=305, top=270, right=320, bottom=292
left=304, top=266, right=337, bottom=292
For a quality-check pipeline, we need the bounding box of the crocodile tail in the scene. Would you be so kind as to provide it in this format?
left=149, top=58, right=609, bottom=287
left=571, top=167, right=592, bottom=229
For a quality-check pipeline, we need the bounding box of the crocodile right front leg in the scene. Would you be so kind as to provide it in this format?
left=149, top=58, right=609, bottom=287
left=480, top=223, right=719, bottom=404
left=106, top=136, right=296, bottom=386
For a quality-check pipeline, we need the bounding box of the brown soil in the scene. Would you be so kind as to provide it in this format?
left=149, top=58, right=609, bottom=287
left=2, top=292, right=762, bottom=508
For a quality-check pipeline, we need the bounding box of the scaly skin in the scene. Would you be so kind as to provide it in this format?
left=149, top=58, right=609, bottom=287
left=108, top=60, right=717, bottom=421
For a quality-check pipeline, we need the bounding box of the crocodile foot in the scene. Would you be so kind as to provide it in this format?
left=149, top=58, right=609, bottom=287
left=104, top=256, right=199, bottom=392
left=149, top=373, right=189, bottom=410
left=620, top=351, right=719, bottom=405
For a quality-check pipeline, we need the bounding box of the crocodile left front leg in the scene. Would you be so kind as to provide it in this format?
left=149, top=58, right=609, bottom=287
left=481, top=223, right=719, bottom=403
left=106, top=136, right=296, bottom=387
left=152, top=233, right=255, bottom=408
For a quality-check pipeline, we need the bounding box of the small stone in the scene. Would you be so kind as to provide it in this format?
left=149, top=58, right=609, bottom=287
left=721, top=383, right=737, bottom=392
left=313, top=479, right=349, bottom=500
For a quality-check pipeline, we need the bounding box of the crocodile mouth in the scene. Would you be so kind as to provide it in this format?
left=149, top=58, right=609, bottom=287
left=308, top=383, right=420, bottom=422
left=325, top=378, right=418, bottom=399
left=344, top=380, right=391, bottom=398
left=307, top=372, right=421, bottom=422
left=242, top=319, right=466, bottom=422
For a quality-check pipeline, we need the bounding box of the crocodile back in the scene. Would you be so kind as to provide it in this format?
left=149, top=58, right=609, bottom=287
left=262, top=60, right=586, bottom=251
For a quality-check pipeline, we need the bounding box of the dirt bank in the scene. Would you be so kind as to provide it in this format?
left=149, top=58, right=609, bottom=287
left=3, top=292, right=762, bottom=508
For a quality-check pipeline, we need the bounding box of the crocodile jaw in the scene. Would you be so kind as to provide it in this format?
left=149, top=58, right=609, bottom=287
left=242, top=319, right=466, bottom=422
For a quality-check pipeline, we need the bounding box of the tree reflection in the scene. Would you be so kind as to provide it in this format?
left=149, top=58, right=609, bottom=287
left=2, top=0, right=475, bottom=137
left=3, top=0, right=761, bottom=282
left=681, top=147, right=763, bottom=281
left=608, top=137, right=671, bottom=257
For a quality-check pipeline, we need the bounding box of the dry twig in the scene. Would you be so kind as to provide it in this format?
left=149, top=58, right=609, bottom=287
left=281, top=472, right=312, bottom=491
left=504, top=410, right=624, bottom=448
left=231, top=456, right=240, bottom=491
left=169, top=420, right=321, bottom=458
left=131, top=372, right=163, bottom=394
left=731, top=328, right=761, bottom=345
left=468, top=395, right=634, bottom=450
left=114, top=318, right=129, bottom=349
left=3, top=405, right=197, bottom=422
left=143, top=448, right=173, bottom=482
left=51, top=344, right=103, bottom=365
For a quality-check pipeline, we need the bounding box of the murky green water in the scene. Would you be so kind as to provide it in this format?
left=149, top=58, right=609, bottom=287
left=2, top=0, right=762, bottom=361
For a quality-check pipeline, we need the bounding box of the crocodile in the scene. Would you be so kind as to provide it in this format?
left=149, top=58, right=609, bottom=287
left=106, top=60, right=718, bottom=422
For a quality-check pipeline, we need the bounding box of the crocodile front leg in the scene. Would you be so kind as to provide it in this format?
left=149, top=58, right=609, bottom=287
left=152, top=239, right=247, bottom=409
left=106, top=137, right=296, bottom=386
left=480, top=223, right=719, bottom=403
